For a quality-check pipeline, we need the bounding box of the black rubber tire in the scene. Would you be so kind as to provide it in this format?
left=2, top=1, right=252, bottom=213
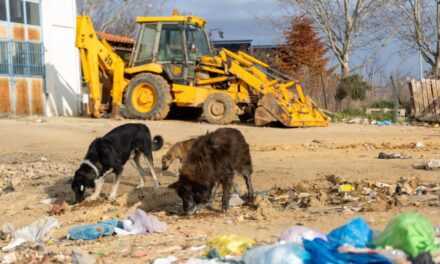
left=124, top=73, right=171, bottom=120
left=202, top=93, right=236, bottom=125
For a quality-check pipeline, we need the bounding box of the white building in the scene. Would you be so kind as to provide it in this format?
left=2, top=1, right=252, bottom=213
left=0, top=0, right=82, bottom=117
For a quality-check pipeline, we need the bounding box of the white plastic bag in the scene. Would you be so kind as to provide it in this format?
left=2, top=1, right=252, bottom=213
left=279, top=226, right=327, bottom=245
left=2, top=217, right=59, bottom=252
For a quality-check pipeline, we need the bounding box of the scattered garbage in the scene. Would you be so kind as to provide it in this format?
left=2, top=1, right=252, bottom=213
left=49, top=199, right=68, bottom=216
left=338, top=184, right=355, bottom=193
left=414, top=160, right=440, bottom=170
left=40, top=198, right=56, bottom=205
left=415, top=142, right=425, bottom=149
left=304, top=238, right=392, bottom=264
left=2, top=182, right=15, bottom=194
left=2, top=217, right=59, bottom=252
left=152, top=255, right=178, bottom=264
left=229, top=193, right=245, bottom=208
left=1, top=252, right=17, bottom=264
left=378, top=152, right=411, bottom=160
left=262, top=176, right=440, bottom=214
left=376, top=120, right=393, bottom=126
left=327, top=217, right=372, bottom=248
left=374, top=212, right=440, bottom=258
left=411, top=252, right=435, bottom=264
left=68, top=219, right=119, bottom=240
left=115, top=209, right=167, bottom=235
left=68, top=209, right=167, bottom=239
left=185, top=259, right=223, bottom=264
left=338, top=245, right=409, bottom=264
left=72, top=248, right=96, bottom=264
left=206, top=234, right=255, bottom=257
left=279, top=226, right=327, bottom=245
left=242, top=242, right=311, bottom=264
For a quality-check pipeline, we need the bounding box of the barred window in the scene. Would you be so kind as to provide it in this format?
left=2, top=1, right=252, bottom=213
left=27, top=42, right=42, bottom=75
left=25, top=1, right=39, bottom=26
left=0, top=41, right=8, bottom=74
left=10, top=0, right=24, bottom=24
left=0, top=40, right=43, bottom=76
left=0, top=0, right=7, bottom=21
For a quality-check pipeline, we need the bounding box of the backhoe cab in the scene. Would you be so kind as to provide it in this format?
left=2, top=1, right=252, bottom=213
left=130, top=16, right=211, bottom=84
left=76, top=13, right=328, bottom=127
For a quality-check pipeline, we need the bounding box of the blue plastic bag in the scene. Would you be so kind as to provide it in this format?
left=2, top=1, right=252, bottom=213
left=376, top=120, right=392, bottom=126
left=303, top=238, right=392, bottom=264
left=243, top=242, right=311, bottom=264
left=68, top=219, right=121, bottom=240
left=303, top=218, right=392, bottom=264
left=327, top=217, right=373, bottom=249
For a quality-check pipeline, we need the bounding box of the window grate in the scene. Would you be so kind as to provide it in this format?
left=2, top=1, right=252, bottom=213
left=0, top=40, right=44, bottom=76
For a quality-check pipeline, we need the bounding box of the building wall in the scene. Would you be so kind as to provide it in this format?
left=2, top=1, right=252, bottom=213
left=0, top=0, right=45, bottom=116
left=41, top=0, right=81, bottom=116
left=0, top=0, right=81, bottom=117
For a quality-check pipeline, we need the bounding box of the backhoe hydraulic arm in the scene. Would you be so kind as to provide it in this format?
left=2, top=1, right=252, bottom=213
left=76, top=16, right=128, bottom=118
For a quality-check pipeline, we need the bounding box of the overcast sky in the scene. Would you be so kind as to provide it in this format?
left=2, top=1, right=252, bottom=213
left=165, top=0, right=286, bottom=44
left=164, top=0, right=421, bottom=80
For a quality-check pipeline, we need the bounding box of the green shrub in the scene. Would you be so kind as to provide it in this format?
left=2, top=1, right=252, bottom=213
left=370, top=100, right=395, bottom=109
left=335, top=75, right=371, bottom=102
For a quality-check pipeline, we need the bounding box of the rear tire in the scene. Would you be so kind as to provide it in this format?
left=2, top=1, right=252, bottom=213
left=202, top=93, right=236, bottom=125
left=124, top=73, right=171, bottom=120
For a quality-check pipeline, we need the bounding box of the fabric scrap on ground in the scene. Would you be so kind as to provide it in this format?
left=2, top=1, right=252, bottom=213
left=68, top=219, right=119, bottom=241
left=2, top=217, right=59, bottom=252
left=115, top=209, right=167, bottom=235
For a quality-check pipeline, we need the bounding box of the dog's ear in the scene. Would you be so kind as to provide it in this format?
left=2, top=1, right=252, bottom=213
left=168, top=181, right=180, bottom=190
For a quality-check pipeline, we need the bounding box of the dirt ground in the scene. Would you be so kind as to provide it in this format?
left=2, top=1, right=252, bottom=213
left=1, top=117, right=440, bottom=263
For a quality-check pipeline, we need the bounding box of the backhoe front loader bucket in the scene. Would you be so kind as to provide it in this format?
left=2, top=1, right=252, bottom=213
left=255, top=93, right=328, bottom=127
left=216, top=49, right=329, bottom=128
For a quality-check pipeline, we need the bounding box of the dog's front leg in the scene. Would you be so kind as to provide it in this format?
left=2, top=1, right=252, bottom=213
left=109, top=173, right=122, bottom=201
left=221, top=173, right=234, bottom=212
left=207, top=183, right=218, bottom=209
left=130, top=158, right=146, bottom=189
left=143, top=156, right=160, bottom=189
left=88, top=177, right=104, bottom=201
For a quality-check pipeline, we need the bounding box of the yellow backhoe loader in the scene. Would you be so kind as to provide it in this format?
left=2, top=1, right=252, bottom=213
left=76, top=13, right=328, bottom=127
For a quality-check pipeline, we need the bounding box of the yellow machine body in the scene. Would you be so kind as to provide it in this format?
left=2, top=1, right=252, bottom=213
left=76, top=14, right=328, bottom=127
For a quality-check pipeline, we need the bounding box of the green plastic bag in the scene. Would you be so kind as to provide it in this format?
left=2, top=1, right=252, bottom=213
left=374, top=212, right=440, bottom=258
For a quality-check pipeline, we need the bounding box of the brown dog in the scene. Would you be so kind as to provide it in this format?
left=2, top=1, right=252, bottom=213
left=161, top=138, right=196, bottom=172
left=169, top=128, right=254, bottom=215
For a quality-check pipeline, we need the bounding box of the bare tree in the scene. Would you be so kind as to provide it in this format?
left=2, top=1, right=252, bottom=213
left=77, top=0, right=168, bottom=36
left=387, top=0, right=440, bottom=78
left=282, top=0, right=388, bottom=78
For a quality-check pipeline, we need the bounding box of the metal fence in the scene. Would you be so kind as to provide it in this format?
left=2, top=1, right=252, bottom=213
left=0, top=40, right=44, bottom=76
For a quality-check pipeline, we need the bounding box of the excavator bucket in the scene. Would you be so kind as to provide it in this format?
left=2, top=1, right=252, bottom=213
left=255, top=93, right=329, bottom=127
left=217, top=49, right=329, bottom=127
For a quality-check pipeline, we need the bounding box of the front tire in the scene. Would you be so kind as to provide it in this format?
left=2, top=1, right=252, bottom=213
left=124, top=73, right=171, bottom=120
left=202, top=93, right=236, bottom=125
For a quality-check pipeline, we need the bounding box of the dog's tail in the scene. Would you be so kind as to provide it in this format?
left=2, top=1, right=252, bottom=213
left=152, top=135, right=164, bottom=151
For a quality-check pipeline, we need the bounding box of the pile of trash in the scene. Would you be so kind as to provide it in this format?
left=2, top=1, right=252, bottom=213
left=342, top=118, right=394, bottom=126
left=261, top=175, right=440, bottom=214
left=154, top=212, right=439, bottom=263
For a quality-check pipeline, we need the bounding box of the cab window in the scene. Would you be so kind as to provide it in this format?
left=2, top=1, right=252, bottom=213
left=158, top=24, right=185, bottom=62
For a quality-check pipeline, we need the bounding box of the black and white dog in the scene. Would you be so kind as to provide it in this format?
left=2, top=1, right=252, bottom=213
left=71, top=123, right=163, bottom=203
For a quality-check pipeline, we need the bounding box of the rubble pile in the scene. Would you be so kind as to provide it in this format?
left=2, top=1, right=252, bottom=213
left=263, top=175, right=440, bottom=214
